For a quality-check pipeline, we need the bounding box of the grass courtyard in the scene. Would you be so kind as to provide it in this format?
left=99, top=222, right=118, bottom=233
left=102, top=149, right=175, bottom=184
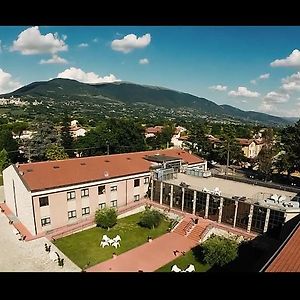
left=54, top=212, right=170, bottom=269
left=156, top=245, right=210, bottom=272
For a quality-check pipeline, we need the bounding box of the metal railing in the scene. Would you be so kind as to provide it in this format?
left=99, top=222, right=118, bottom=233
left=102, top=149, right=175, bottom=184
left=211, top=172, right=300, bottom=194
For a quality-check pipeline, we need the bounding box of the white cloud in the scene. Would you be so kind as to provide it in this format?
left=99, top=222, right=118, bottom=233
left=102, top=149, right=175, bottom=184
left=260, top=91, right=290, bottom=114
left=209, top=85, right=227, bottom=91
left=259, top=73, right=270, bottom=80
left=263, top=91, right=290, bottom=104
left=251, top=73, right=270, bottom=84
left=281, top=72, right=300, bottom=91
left=270, top=49, right=300, bottom=67
left=92, top=38, right=98, bottom=43
left=0, top=68, right=22, bottom=94
left=139, top=58, right=149, bottom=65
left=111, top=33, right=151, bottom=53
left=40, top=54, right=68, bottom=65
left=10, top=26, right=68, bottom=55
left=78, top=43, right=88, bottom=48
left=57, top=67, right=120, bottom=84
left=228, top=87, right=260, bottom=98
left=62, top=34, right=67, bottom=41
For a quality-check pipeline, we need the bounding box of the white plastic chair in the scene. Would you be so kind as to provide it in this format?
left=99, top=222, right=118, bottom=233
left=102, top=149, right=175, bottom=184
left=112, top=241, right=120, bottom=249
left=270, top=194, right=279, bottom=201
left=102, top=235, right=110, bottom=242
left=49, top=251, right=58, bottom=261
left=107, top=238, right=115, bottom=245
left=13, top=228, right=20, bottom=235
left=100, top=241, right=109, bottom=248
left=185, top=264, right=195, bottom=272
left=171, top=264, right=182, bottom=272
left=114, top=235, right=121, bottom=242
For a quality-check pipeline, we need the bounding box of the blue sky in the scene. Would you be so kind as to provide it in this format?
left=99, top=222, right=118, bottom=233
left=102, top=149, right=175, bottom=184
left=1, top=26, right=300, bottom=117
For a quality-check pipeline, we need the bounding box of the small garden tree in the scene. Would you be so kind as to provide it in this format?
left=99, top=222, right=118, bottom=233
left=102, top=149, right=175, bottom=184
left=95, top=207, right=117, bottom=229
left=202, top=234, right=238, bottom=267
left=139, top=208, right=164, bottom=229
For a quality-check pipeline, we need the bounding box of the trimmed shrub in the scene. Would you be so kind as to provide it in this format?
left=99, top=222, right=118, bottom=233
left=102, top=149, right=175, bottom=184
left=95, top=207, right=117, bottom=229
left=202, top=234, right=238, bottom=267
left=139, top=208, right=164, bottom=229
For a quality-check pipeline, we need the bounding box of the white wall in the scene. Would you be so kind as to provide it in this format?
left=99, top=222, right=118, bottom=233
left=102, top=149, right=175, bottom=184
left=3, top=165, right=35, bottom=235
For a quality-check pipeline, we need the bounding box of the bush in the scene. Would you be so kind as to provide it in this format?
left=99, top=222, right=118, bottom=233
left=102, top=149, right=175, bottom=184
left=95, top=207, right=117, bottom=229
left=139, top=208, right=164, bottom=229
left=202, top=234, right=238, bottom=267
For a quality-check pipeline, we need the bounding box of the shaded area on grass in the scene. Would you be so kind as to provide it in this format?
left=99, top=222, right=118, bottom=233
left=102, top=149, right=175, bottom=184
left=0, top=176, right=3, bottom=186
left=156, top=245, right=210, bottom=272
left=54, top=212, right=170, bottom=269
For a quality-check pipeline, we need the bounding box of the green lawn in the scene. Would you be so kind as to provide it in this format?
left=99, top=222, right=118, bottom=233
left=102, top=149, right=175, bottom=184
left=54, top=212, right=170, bottom=269
left=156, top=246, right=210, bottom=272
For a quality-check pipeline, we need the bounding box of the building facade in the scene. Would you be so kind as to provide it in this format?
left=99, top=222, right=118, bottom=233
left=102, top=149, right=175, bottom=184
left=3, top=149, right=205, bottom=236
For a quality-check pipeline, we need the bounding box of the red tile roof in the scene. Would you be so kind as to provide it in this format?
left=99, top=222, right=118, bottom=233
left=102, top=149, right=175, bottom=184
left=145, top=126, right=163, bottom=134
left=17, top=149, right=204, bottom=192
left=266, top=224, right=300, bottom=272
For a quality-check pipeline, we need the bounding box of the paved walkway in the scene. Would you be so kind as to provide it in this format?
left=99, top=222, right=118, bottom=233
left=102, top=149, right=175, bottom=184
left=0, top=210, right=80, bottom=272
left=87, top=232, right=196, bottom=272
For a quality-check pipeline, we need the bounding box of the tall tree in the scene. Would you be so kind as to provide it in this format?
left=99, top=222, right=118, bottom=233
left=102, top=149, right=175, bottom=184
left=257, top=128, right=275, bottom=180
left=0, top=149, right=10, bottom=172
left=24, top=121, right=61, bottom=162
left=60, top=115, right=74, bottom=157
left=0, top=128, right=19, bottom=162
left=46, top=145, right=69, bottom=161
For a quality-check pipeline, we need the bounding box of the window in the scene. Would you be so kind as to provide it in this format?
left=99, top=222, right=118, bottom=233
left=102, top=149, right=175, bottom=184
left=82, top=207, right=90, bottom=216
left=81, top=188, right=89, bottom=197
left=111, top=185, right=117, bottom=192
left=144, top=177, right=149, bottom=184
left=67, top=191, right=76, bottom=200
left=98, top=185, right=105, bottom=195
left=134, top=194, right=140, bottom=202
left=134, top=179, right=140, bottom=187
left=68, top=210, right=77, bottom=219
left=41, top=217, right=51, bottom=226
left=39, top=196, right=49, bottom=207
left=99, top=203, right=106, bottom=209
left=111, top=200, right=117, bottom=207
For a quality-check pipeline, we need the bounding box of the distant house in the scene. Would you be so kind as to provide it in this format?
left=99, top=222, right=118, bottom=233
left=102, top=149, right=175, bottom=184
left=236, top=138, right=265, bottom=158
left=145, top=126, right=164, bottom=138
left=69, top=120, right=86, bottom=138
left=13, top=130, right=35, bottom=140
left=206, top=134, right=222, bottom=148
left=171, top=126, right=188, bottom=148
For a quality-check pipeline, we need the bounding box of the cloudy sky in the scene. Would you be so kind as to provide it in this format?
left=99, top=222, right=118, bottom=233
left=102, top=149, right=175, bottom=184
left=1, top=26, right=300, bottom=117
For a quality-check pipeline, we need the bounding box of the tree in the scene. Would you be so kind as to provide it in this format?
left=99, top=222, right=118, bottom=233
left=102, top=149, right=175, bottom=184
left=139, top=208, right=164, bottom=229
left=95, top=207, right=117, bottom=229
left=60, top=115, right=74, bottom=157
left=0, top=128, right=19, bottom=162
left=0, top=149, right=10, bottom=173
left=202, top=234, right=238, bottom=267
left=46, top=145, right=68, bottom=161
left=257, top=128, right=275, bottom=180
left=23, top=121, right=61, bottom=162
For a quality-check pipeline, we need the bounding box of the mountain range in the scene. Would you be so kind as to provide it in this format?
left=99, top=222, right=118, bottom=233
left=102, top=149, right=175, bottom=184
left=0, top=78, right=295, bottom=126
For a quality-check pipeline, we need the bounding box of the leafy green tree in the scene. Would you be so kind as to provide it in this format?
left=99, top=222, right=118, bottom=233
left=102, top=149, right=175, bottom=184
left=46, top=144, right=69, bottom=161
left=202, top=234, right=238, bottom=267
left=257, top=128, right=275, bottom=180
left=11, top=122, right=29, bottom=137
left=95, top=207, right=117, bottom=229
left=139, top=208, right=164, bottom=229
left=0, top=149, right=10, bottom=172
left=189, top=123, right=212, bottom=159
left=60, top=115, right=74, bottom=157
left=276, top=121, right=300, bottom=177
left=0, top=129, right=19, bottom=162
left=24, top=121, right=61, bottom=162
